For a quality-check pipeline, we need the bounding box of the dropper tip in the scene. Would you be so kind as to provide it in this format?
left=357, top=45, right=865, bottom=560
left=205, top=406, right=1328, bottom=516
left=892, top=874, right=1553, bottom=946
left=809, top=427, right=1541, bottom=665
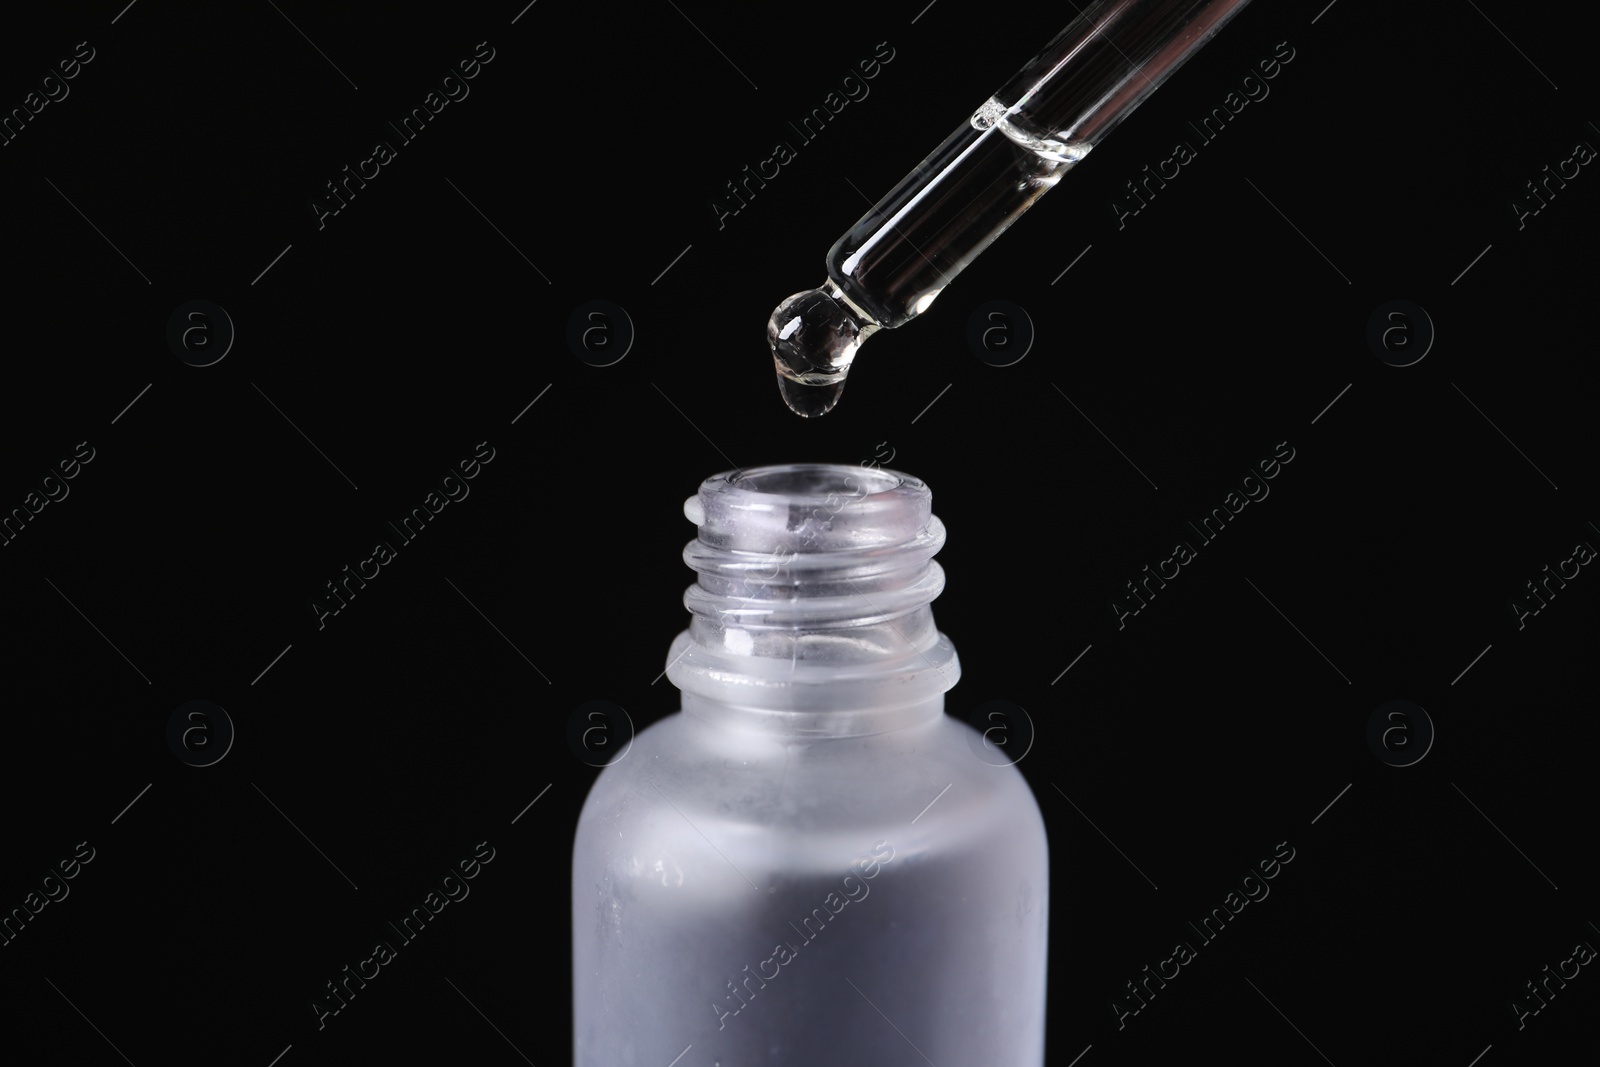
left=776, top=374, right=846, bottom=418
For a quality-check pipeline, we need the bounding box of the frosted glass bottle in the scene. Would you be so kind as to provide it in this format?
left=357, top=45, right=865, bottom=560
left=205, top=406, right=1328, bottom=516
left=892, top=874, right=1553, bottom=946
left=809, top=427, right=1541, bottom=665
left=571, top=464, right=1048, bottom=1066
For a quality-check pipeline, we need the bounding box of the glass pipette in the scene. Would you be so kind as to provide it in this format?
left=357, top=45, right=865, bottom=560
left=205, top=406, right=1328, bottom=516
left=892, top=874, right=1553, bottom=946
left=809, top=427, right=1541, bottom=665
left=768, top=0, right=1255, bottom=416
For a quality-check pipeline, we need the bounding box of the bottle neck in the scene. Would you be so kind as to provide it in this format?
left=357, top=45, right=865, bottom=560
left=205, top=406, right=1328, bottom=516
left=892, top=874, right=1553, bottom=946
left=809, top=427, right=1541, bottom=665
left=665, top=464, right=961, bottom=738
left=678, top=688, right=948, bottom=739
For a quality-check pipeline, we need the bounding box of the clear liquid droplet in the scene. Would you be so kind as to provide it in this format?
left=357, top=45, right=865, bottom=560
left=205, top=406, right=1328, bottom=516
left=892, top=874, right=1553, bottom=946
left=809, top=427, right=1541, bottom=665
left=777, top=375, right=845, bottom=418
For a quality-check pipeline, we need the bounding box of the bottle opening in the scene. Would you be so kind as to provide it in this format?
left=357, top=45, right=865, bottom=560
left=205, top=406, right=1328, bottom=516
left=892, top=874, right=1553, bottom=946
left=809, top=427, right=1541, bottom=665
left=688, top=463, right=931, bottom=557
left=729, top=463, right=902, bottom=499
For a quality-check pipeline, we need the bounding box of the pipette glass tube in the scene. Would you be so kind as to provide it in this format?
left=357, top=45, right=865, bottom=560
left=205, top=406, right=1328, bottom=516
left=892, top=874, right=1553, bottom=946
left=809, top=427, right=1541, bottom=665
left=768, top=0, right=1254, bottom=416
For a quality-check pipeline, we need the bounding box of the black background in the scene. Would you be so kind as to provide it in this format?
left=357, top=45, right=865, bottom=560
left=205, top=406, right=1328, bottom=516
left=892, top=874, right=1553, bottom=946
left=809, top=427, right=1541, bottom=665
left=1, top=1, right=1596, bottom=1065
